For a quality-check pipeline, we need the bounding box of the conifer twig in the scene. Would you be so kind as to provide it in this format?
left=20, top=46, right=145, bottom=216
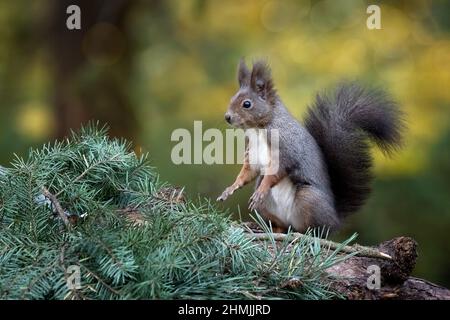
left=250, top=232, right=392, bottom=260
left=80, top=264, right=120, bottom=295
left=42, top=187, right=69, bottom=227
left=55, top=154, right=120, bottom=197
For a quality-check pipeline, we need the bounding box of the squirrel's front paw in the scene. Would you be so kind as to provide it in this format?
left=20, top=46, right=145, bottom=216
left=248, top=189, right=268, bottom=211
left=217, top=186, right=235, bottom=202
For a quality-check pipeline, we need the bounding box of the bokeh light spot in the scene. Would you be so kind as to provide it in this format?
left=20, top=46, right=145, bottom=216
left=16, top=104, right=53, bottom=139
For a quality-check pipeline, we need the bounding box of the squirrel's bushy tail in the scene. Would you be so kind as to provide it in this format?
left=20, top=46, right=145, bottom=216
left=304, top=83, right=405, bottom=217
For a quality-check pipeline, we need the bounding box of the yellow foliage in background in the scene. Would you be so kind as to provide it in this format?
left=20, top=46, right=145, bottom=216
left=1, top=0, right=449, bottom=177
left=128, top=0, right=450, bottom=177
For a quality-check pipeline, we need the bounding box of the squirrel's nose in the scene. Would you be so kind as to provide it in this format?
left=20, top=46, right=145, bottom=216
left=225, top=113, right=232, bottom=124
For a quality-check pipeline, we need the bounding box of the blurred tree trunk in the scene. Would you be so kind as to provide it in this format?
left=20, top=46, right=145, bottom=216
left=45, top=0, right=139, bottom=140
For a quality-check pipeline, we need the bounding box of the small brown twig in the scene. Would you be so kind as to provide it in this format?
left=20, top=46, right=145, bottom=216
left=42, top=186, right=69, bottom=227
left=250, top=232, right=392, bottom=260
left=80, top=264, right=120, bottom=296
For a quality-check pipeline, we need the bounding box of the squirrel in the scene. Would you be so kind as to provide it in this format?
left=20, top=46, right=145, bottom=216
left=217, top=59, right=405, bottom=233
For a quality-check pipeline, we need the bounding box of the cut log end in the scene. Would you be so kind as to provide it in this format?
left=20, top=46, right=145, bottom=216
left=327, top=237, right=449, bottom=299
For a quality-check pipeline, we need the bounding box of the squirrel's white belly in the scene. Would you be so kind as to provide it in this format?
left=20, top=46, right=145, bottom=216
left=246, top=129, right=299, bottom=226
left=246, top=129, right=271, bottom=172
left=266, top=177, right=298, bottom=226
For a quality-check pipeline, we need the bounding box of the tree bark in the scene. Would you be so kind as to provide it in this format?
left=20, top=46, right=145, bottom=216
left=326, top=237, right=450, bottom=299
left=45, top=0, right=140, bottom=140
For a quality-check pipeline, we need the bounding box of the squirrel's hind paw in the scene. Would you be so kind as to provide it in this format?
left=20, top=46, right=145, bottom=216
left=248, top=189, right=268, bottom=211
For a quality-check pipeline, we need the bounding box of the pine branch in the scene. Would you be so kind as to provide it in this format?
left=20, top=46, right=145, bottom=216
left=54, top=154, right=120, bottom=197
left=21, top=257, right=59, bottom=299
left=250, top=232, right=392, bottom=260
left=0, top=123, right=375, bottom=300
left=80, top=264, right=120, bottom=296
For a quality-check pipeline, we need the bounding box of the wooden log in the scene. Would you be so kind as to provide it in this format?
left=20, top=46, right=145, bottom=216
left=326, top=236, right=450, bottom=299
left=244, top=222, right=450, bottom=300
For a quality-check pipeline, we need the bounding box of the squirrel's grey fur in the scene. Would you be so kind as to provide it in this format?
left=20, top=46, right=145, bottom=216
left=219, top=59, right=405, bottom=232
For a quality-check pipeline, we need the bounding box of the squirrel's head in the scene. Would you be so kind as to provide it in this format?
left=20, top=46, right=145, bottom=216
left=225, top=59, right=277, bottom=129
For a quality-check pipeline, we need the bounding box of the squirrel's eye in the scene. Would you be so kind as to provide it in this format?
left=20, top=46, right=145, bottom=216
left=242, top=100, right=252, bottom=108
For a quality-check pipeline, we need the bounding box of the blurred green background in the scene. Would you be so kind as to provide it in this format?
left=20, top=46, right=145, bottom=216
left=1, top=0, right=449, bottom=286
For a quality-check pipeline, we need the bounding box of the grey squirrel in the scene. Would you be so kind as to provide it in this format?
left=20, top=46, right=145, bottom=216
left=217, top=59, right=405, bottom=233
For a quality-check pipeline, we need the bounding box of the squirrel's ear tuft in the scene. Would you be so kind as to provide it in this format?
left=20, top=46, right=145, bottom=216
left=237, top=58, right=250, bottom=87
left=250, top=60, right=276, bottom=103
